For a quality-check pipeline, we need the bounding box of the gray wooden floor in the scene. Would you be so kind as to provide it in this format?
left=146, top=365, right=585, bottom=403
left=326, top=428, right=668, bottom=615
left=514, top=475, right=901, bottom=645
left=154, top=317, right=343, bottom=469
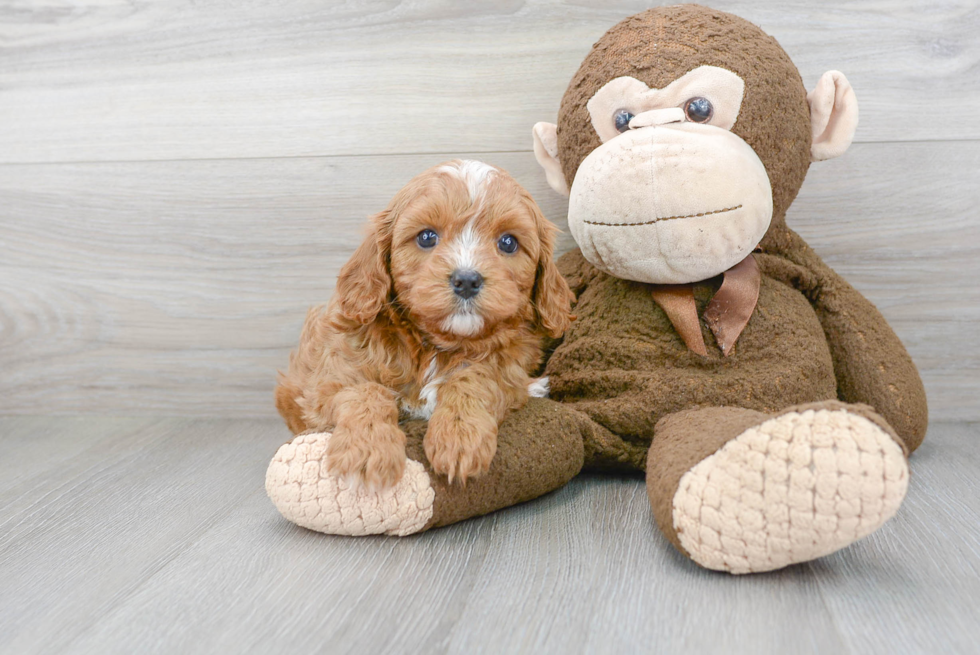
left=1, top=417, right=977, bottom=654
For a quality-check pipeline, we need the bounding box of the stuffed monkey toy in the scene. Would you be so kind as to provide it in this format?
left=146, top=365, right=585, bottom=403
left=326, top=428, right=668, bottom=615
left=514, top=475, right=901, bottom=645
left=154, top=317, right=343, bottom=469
left=266, top=5, right=927, bottom=574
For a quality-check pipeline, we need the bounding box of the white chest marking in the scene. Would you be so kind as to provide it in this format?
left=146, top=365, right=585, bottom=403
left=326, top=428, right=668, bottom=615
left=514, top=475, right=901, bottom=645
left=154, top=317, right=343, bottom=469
left=527, top=376, right=550, bottom=398
left=400, top=365, right=550, bottom=421
left=401, top=358, right=443, bottom=420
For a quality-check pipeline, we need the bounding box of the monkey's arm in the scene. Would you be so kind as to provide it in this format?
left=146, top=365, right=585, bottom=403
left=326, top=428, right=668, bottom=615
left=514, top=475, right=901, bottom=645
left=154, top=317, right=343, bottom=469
left=757, top=235, right=928, bottom=451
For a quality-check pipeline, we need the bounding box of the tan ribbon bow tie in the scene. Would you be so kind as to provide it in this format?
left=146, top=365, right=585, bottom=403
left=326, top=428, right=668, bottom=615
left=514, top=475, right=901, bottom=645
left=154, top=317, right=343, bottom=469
left=649, top=255, right=761, bottom=357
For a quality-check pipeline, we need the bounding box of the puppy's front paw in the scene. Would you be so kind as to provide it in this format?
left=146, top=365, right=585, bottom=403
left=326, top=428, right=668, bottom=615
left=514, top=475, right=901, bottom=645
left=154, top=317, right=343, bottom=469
left=424, top=409, right=497, bottom=485
left=326, top=423, right=407, bottom=491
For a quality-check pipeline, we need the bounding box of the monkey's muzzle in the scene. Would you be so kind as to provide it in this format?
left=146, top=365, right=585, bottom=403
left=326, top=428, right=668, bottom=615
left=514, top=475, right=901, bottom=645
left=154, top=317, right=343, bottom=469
left=567, top=124, right=773, bottom=285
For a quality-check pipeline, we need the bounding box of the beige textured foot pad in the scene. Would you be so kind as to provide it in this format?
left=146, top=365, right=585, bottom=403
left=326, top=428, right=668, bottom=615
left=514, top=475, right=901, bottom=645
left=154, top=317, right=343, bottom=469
left=266, top=432, right=435, bottom=536
left=672, top=409, right=909, bottom=574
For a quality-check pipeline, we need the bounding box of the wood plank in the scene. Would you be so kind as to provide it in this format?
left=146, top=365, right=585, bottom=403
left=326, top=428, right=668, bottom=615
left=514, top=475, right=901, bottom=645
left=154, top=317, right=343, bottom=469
left=1, top=1, right=977, bottom=163
left=443, top=476, right=844, bottom=654
left=66, top=491, right=502, bottom=654
left=0, top=417, right=290, bottom=654
left=0, top=153, right=576, bottom=275
left=1, top=142, right=975, bottom=418
left=0, top=418, right=974, bottom=654
left=0, top=416, right=156, bottom=501
left=58, top=470, right=842, bottom=654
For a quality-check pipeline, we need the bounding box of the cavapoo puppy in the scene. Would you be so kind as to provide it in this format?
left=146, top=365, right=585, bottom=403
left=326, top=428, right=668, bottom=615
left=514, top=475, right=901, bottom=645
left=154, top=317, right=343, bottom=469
left=275, top=160, right=574, bottom=490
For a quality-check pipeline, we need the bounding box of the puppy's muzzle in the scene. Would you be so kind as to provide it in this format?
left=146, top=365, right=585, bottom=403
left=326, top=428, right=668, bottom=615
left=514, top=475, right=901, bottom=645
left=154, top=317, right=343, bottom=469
left=450, top=269, right=483, bottom=300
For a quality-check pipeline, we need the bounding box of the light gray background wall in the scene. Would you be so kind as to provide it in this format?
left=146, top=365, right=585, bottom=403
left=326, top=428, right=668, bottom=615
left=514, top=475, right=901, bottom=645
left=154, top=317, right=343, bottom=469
left=1, top=1, right=977, bottom=419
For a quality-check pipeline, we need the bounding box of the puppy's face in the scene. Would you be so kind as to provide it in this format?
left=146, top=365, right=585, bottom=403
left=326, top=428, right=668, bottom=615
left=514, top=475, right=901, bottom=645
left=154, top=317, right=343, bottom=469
left=334, top=160, right=572, bottom=342
left=391, top=161, right=543, bottom=338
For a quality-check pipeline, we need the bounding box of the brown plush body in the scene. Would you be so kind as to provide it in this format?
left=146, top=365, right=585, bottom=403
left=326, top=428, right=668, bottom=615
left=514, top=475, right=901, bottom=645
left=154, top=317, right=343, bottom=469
left=550, top=250, right=835, bottom=461
left=267, top=5, right=927, bottom=574
left=548, top=242, right=926, bottom=466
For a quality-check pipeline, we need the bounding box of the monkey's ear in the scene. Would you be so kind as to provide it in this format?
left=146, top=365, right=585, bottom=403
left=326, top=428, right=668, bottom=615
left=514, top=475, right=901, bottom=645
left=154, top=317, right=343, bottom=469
left=334, top=211, right=393, bottom=324
left=532, top=122, right=570, bottom=197
left=807, top=70, right=859, bottom=162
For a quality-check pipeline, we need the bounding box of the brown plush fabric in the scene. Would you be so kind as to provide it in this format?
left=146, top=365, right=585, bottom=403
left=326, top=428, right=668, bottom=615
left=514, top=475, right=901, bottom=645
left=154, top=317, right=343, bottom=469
left=396, top=397, right=647, bottom=532
left=556, top=5, right=812, bottom=241
left=400, top=398, right=586, bottom=530
left=546, top=242, right=928, bottom=456
left=546, top=249, right=839, bottom=457
left=646, top=406, right=769, bottom=556
left=756, top=242, right=929, bottom=451
left=547, top=5, right=927, bottom=455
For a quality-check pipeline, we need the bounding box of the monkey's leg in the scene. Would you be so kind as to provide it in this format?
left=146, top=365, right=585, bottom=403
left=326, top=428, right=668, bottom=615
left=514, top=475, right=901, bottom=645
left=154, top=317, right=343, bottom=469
left=266, top=398, right=587, bottom=536
left=646, top=401, right=910, bottom=574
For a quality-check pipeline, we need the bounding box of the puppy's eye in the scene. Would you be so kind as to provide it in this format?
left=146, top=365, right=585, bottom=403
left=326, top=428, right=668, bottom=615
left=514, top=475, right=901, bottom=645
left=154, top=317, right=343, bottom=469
left=684, top=97, right=713, bottom=123
left=497, top=234, right=519, bottom=254
left=613, top=109, right=635, bottom=133
left=416, top=229, right=439, bottom=249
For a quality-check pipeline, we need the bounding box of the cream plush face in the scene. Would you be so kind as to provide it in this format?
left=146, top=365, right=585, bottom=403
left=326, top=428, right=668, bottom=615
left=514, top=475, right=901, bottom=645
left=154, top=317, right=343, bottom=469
left=568, top=123, right=772, bottom=284
left=566, top=66, right=773, bottom=284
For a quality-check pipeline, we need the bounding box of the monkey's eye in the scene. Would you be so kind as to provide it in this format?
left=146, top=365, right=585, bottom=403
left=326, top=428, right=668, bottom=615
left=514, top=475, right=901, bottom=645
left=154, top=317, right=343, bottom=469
left=684, top=97, right=713, bottom=123
left=613, top=109, right=635, bottom=133
left=497, top=234, right=519, bottom=254
left=416, top=229, right=439, bottom=249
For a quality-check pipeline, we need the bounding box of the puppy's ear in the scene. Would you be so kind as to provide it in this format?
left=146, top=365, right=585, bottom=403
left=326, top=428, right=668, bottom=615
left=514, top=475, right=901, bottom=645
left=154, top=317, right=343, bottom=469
left=529, top=199, right=574, bottom=338
left=335, top=210, right=393, bottom=324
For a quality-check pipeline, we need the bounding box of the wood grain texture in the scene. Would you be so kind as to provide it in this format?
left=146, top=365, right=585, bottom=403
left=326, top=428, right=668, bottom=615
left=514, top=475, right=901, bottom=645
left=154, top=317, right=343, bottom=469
left=0, top=417, right=977, bottom=654
left=1, top=0, right=976, bottom=419
left=0, top=417, right=285, bottom=654
left=0, top=1, right=978, bottom=163
left=1, top=143, right=975, bottom=418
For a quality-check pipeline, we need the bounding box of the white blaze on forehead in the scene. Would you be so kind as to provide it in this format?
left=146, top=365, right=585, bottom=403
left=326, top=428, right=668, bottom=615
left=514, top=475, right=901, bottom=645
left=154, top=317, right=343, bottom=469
left=439, top=160, right=497, bottom=203
left=437, top=160, right=499, bottom=271
left=447, top=222, right=481, bottom=270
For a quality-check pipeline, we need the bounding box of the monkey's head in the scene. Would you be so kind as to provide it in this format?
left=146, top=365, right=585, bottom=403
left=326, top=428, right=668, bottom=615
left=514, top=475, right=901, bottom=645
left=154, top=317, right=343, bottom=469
left=533, top=5, right=858, bottom=284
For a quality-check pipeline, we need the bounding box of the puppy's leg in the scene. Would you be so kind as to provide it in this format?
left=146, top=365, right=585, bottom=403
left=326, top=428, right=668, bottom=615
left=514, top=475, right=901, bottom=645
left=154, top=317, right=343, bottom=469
left=425, top=363, right=516, bottom=484
left=323, top=382, right=407, bottom=490
left=275, top=378, right=309, bottom=435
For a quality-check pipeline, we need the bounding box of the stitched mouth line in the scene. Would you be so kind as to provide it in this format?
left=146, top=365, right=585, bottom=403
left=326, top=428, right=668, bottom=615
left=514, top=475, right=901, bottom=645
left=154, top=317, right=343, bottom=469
left=583, top=204, right=742, bottom=227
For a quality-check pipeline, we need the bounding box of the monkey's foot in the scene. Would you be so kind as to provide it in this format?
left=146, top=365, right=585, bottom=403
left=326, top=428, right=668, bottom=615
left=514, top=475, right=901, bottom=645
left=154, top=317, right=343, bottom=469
left=650, top=403, right=910, bottom=574
left=266, top=432, right=435, bottom=536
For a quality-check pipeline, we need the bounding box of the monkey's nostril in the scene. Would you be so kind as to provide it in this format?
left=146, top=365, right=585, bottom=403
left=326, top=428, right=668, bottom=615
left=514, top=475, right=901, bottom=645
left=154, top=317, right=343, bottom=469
left=450, top=270, right=483, bottom=299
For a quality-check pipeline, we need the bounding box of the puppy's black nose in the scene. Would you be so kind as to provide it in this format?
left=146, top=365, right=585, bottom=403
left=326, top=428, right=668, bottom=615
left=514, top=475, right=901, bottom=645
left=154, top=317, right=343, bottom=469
left=450, top=269, right=483, bottom=299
